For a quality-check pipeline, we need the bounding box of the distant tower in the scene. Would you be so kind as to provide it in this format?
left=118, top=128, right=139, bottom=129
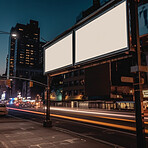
left=8, top=20, right=45, bottom=97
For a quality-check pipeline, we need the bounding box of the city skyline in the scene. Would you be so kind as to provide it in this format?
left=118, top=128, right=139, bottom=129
left=0, top=0, right=92, bottom=75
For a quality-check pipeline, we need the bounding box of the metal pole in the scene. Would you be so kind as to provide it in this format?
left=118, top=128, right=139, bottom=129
left=130, top=0, right=146, bottom=147
left=26, top=81, right=27, bottom=99
left=43, top=74, right=52, bottom=127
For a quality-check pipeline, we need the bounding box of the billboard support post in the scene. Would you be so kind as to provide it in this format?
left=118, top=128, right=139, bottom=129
left=43, top=74, right=52, bottom=127
left=130, top=0, right=146, bottom=147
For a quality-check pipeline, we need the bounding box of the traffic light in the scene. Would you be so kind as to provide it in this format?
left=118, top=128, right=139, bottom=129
left=29, top=81, right=33, bottom=87
left=6, top=79, right=11, bottom=88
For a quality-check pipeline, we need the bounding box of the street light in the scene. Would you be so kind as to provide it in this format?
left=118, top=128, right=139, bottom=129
left=0, top=31, right=17, bottom=37
left=11, top=33, right=17, bottom=37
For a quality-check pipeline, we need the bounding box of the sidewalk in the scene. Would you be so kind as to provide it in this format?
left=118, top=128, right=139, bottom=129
left=0, top=115, right=113, bottom=148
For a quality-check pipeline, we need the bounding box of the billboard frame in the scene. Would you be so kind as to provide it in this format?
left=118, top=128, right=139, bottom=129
left=44, top=31, right=74, bottom=75
left=44, top=0, right=130, bottom=76
left=74, top=0, right=130, bottom=66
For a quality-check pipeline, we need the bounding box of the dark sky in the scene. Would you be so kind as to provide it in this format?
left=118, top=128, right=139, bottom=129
left=0, top=0, right=92, bottom=75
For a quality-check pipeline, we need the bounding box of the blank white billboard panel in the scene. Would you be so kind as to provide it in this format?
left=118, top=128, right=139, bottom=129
left=75, top=1, right=128, bottom=64
left=45, top=33, right=72, bottom=73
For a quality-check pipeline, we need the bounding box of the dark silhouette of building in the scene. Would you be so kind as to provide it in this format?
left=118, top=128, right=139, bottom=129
left=8, top=20, right=46, bottom=99
left=76, top=0, right=147, bottom=23
left=76, top=0, right=104, bottom=23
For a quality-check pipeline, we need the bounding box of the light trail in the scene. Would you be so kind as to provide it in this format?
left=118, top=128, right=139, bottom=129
left=69, top=112, right=136, bottom=123
left=50, top=107, right=134, bottom=118
left=50, top=107, right=148, bottom=121
left=7, top=107, right=148, bottom=133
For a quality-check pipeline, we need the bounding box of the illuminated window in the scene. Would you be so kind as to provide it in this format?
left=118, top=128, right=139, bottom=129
left=30, top=63, right=34, bottom=65
left=59, top=81, right=63, bottom=84
left=19, top=28, right=23, bottom=31
left=80, top=79, right=85, bottom=86
left=26, top=49, right=29, bottom=51
left=34, top=33, right=38, bottom=36
left=26, top=44, right=30, bottom=47
left=20, top=56, right=24, bottom=58
left=31, top=45, right=34, bottom=47
left=30, top=58, right=34, bottom=60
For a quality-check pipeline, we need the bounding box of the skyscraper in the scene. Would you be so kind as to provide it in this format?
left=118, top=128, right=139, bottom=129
left=8, top=20, right=45, bottom=98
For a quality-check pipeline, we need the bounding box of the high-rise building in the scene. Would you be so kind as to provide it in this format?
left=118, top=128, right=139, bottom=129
left=8, top=20, right=45, bottom=98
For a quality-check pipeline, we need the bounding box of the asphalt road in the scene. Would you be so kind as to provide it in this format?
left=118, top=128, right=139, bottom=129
left=7, top=107, right=148, bottom=148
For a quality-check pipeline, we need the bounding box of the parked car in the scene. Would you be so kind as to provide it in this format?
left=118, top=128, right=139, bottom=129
left=0, top=103, right=8, bottom=115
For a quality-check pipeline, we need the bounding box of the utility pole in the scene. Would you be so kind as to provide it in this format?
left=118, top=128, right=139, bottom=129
left=26, top=81, right=28, bottom=99
left=130, top=0, right=146, bottom=147
left=43, top=74, right=52, bottom=127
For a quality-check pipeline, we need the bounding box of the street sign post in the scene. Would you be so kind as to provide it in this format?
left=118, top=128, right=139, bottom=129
left=130, top=0, right=146, bottom=147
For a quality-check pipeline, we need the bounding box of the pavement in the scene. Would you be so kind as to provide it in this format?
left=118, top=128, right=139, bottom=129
left=0, top=115, right=114, bottom=148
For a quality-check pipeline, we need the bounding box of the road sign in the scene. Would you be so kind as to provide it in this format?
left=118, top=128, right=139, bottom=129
left=131, top=66, right=148, bottom=73
left=121, top=76, right=134, bottom=83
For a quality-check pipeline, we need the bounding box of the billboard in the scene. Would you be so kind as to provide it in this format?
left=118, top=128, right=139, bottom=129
left=75, top=0, right=129, bottom=64
left=45, top=33, right=73, bottom=73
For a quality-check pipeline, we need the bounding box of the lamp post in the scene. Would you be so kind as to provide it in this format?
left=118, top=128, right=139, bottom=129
left=0, top=31, right=17, bottom=98
left=0, top=31, right=17, bottom=78
left=0, top=31, right=17, bottom=37
left=130, top=0, right=146, bottom=147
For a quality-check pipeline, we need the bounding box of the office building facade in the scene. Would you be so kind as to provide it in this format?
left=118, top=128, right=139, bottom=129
left=8, top=20, right=45, bottom=98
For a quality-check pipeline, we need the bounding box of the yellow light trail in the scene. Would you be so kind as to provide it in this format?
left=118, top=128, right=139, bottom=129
left=64, top=111, right=136, bottom=123
left=7, top=107, right=148, bottom=133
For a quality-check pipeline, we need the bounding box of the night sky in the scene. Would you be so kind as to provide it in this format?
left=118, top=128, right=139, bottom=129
left=0, top=0, right=92, bottom=75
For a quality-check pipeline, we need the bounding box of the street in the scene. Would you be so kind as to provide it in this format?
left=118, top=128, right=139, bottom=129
left=7, top=107, right=148, bottom=147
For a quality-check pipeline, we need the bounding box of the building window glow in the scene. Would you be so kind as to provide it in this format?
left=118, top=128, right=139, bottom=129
left=19, top=28, right=23, bottom=31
